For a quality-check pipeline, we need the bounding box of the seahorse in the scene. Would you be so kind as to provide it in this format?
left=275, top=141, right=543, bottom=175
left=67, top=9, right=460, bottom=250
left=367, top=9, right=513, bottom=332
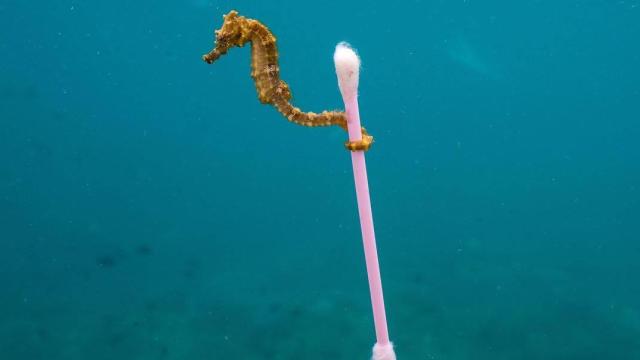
left=202, top=10, right=373, bottom=151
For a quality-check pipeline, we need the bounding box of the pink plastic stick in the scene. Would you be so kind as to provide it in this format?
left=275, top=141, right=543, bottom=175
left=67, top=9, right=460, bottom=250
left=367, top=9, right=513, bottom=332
left=345, top=97, right=391, bottom=345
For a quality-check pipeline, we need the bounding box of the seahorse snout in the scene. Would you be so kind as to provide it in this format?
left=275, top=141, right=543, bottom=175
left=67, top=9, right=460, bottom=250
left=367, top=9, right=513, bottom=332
left=202, top=49, right=223, bottom=64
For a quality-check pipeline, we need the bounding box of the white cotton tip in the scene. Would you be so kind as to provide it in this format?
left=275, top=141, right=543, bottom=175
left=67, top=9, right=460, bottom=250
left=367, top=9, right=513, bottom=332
left=372, top=342, right=396, bottom=360
left=334, top=42, right=361, bottom=100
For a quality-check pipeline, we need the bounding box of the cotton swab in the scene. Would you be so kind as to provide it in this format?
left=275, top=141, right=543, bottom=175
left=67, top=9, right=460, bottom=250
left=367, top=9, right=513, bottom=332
left=334, top=42, right=397, bottom=360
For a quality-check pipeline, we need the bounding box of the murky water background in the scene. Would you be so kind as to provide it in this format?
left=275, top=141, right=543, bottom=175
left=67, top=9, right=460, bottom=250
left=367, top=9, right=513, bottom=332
left=1, top=1, right=639, bottom=359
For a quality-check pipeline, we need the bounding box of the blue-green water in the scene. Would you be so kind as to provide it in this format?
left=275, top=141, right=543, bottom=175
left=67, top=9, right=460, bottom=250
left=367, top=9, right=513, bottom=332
left=1, top=1, right=639, bottom=359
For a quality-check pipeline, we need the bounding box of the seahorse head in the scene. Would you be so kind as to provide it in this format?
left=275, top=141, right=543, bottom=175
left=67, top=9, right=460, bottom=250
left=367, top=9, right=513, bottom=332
left=203, top=10, right=246, bottom=64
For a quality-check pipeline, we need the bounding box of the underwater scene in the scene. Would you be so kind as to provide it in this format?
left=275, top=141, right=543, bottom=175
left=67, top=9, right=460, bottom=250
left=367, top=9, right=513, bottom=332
left=1, top=0, right=639, bottom=359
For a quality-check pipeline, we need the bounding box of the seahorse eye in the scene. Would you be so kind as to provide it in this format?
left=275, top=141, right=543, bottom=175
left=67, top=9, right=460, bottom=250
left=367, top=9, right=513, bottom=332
left=216, top=33, right=228, bottom=46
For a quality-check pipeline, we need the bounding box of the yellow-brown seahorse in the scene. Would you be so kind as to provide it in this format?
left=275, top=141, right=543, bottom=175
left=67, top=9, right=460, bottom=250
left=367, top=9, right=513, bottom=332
left=202, top=10, right=373, bottom=151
